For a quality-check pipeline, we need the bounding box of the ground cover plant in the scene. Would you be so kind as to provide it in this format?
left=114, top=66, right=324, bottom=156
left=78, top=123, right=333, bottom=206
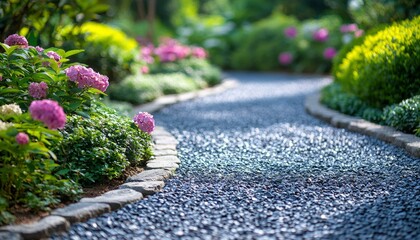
left=0, top=34, right=154, bottom=225
left=321, top=16, right=420, bottom=136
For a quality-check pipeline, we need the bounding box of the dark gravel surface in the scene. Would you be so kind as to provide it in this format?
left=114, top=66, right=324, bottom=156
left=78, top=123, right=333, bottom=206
left=53, top=72, right=420, bottom=240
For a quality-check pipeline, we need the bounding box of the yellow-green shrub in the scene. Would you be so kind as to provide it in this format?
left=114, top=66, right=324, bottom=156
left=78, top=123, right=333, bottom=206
left=334, top=16, right=420, bottom=108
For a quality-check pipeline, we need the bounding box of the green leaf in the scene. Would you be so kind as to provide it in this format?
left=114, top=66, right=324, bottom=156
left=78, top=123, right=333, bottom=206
left=64, top=49, right=84, bottom=57
left=75, top=111, right=90, bottom=119
left=55, top=168, right=70, bottom=176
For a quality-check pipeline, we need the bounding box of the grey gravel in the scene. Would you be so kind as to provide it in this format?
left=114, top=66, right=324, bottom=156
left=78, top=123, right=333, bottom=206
left=52, top=72, right=420, bottom=240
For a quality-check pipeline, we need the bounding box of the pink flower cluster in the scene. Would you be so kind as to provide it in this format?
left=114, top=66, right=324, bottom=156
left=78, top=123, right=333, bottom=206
left=191, top=47, right=207, bottom=59
left=133, top=112, right=155, bottom=134
left=278, top=52, right=293, bottom=65
left=4, top=34, right=28, bottom=48
left=312, top=28, right=329, bottom=42
left=29, top=82, right=48, bottom=99
left=46, top=51, right=62, bottom=66
left=140, top=38, right=208, bottom=64
left=284, top=27, right=298, bottom=38
left=16, top=132, right=29, bottom=145
left=65, top=65, right=109, bottom=92
left=29, top=100, right=66, bottom=129
left=340, top=23, right=364, bottom=37
left=323, top=47, right=337, bottom=60
left=154, top=39, right=190, bottom=62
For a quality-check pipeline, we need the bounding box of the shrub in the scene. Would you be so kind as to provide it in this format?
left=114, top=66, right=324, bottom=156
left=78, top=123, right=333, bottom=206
left=109, top=73, right=200, bottom=105
left=53, top=102, right=153, bottom=184
left=383, top=95, right=420, bottom=136
left=63, top=22, right=139, bottom=83
left=334, top=17, right=420, bottom=108
left=150, top=58, right=221, bottom=86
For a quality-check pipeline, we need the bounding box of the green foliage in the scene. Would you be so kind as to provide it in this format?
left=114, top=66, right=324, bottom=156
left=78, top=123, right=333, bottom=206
left=321, top=83, right=419, bottom=136
left=334, top=17, right=420, bottom=108
left=62, top=22, right=139, bottom=83
left=230, top=14, right=298, bottom=71
left=109, top=73, right=202, bottom=105
left=53, top=103, right=153, bottom=184
left=383, top=95, right=420, bottom=136
left=0, top=0, right=108, bottom=47
left=150, top=58, right=221, bottom=86
left=348, top=0, right=420, bottom=29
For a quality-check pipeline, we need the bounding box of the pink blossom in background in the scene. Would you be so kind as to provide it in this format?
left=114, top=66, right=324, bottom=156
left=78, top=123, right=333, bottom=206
left=29, top=82, right=48, bottom=99
left=340, top=24, right=358, bottom=33
left=0, top=75, right=2, bottom=81
left=4, top=34, right=28, bottom=48
left=35, top=46, right=44, bottom=52
left=312, top=28, right=329, bottom=42
left=323, top=47, right=337, bottom=60
left=278, top=52, right=293, bottom=65
left=141, top=45, right=155, bottom=64
left=29, top=100, right=66, bottom=129
left=65, top=65, right=109, bottom=92
left=16, top=132, right=29, bottom=145
left=133, top=112, right=155, bottom=134
left=141, top=66, right=149, bottom=74
left=154, top=38, right=190, bottom=62
left=191, top=47, right=207, bottom=59
left=284, top=27, right=298, bottom=38
left=46, top=51, right=62, bottom=66
left=354, top=29, right=364, bottom=38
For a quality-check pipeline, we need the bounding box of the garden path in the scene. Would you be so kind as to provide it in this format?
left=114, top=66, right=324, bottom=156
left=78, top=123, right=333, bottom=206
left=54, top=72, right=420, bottom=239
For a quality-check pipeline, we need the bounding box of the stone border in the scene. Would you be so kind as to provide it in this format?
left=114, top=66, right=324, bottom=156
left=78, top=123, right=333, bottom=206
left=0, top=78, right=238, bottom=240
left=305, top=93, right=420, bottom=158
left=133, top=78, right=238, bottom=113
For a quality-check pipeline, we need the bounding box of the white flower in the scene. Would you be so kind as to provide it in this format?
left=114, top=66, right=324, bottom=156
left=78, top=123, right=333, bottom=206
left=0, top=120, right=13, bottom=131
left=0, top=103, right=22, bottom=116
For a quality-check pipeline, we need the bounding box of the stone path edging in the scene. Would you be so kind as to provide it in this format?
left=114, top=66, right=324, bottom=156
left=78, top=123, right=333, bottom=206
left=305, top=93, right=420, bottom=158
left=0, top=78, right=239, bottom=240
left=0, top=127, right=179, bottom=240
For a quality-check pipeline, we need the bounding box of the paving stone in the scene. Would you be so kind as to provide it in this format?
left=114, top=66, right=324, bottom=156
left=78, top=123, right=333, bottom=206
left=153, top=144, right=177, bottom=151
left=177, top=92, right=197, bottom=102
left=153, top=95, right=178, bottom=106
left=0, top=216, right=69, bottom=240
left=0, top=231, right=22, bottom=240
left=153, top=149, right=178, bottom=156
left=405, top=141, right=420, bottom=158
left=154, top=137, right=178, bottom=145
left=126, top=169, right=173, bottom=182
left=146, top=161, right=179, bottom=170
left=330, top=115, right=358, bottom=128
left=151, top=155, right=181, bottom=164
left=80, top=189, right=143, bottom=211
left=119, top=181, right=165, bottom=196
left=51, top=202, right=111, bottom=224
left=394, top=134, right=420, bottom=148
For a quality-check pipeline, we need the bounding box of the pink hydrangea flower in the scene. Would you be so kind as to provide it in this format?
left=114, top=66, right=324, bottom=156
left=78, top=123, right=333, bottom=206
left=191, top=47, right=207, bottom=59
left=29, top=100, right=66, bottom=129
left=278, top=52, right=293, bottom=65
left=16, top=132, right=29, bottom=145
left=141, top=45, right=155, bottom=64
left=354, top=29, right=364, bottom=38
left=65, top=65, right=109, bottom=92
left=4, top=34, right=28, bottom=48
left=35, top=46, right=44, bottom=52
left=46, top=51, right=62, bottom=66
left=133, top=112, right=155, bottom=134
left=340, top=24, right=358, bottom=33
left=284, top=27, right=298, bottom=38
left=140, top=66, right=149, bottom=74
left=29, top=82, right=48, bottom=99
left=313, top=28, right=329, bottom=42
left=323, top=47, right=337, bottom=60
left=154, top=39, right=190, bottom=62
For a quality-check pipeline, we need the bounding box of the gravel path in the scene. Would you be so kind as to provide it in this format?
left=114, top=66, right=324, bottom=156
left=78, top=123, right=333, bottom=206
left=53, top=72, right=420, bottom=240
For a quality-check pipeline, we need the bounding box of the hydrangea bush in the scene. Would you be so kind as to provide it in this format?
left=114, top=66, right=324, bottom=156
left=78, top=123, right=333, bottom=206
left=0, top=34, right=154, bottom=225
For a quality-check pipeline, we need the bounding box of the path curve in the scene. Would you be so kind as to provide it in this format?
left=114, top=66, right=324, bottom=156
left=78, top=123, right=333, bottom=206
left=54, top=72, right=420, bottom=240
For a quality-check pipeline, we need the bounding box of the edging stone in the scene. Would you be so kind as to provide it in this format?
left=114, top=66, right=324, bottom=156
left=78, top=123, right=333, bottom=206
left=0, top=127, right=180, bottom=239
left=305, top=93, right=420, bottom=158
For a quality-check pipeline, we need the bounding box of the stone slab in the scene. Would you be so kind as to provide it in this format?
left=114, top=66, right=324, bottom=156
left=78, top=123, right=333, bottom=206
left=0, top=216, right=69, bottom=240
left=150, top=155, right=181, bottom=164
left=119, top=181, right=165, bottom=196
left=51, top=202, right=110, bottom=224
left=153, top=144, right=177, bottom=151
left=406, top=141, right=420, bottom=158
left=126, top=169, right=173, bottom=182
left=153, top=149, right=178, bottom=156
left=80, top=189, right=143, bottom=211
left=146, top=161, right=179, bottom=170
